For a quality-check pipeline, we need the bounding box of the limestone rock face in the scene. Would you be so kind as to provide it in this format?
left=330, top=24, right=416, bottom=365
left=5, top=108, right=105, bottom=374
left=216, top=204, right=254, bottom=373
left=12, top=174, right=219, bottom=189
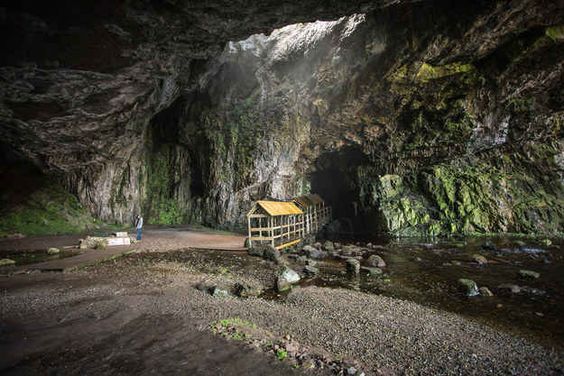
left=1, top=0, right=562, bottom=236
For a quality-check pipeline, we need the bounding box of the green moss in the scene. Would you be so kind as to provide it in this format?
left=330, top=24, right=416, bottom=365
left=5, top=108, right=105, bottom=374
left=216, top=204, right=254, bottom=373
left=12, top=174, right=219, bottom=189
left=546, top=25, right=564, bottom=41
left=0, top=181, right=96, bottom=237
left=415, top=62, right=475, bottom=83
left=144, top=149, right=184, bottom=225
left=276, top=349, right=288, bottom=361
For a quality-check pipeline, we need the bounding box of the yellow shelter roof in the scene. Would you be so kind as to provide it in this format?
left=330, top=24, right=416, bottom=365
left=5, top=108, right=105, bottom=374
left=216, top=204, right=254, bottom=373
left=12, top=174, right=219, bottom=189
left=257, top=200, right=303, bottom=216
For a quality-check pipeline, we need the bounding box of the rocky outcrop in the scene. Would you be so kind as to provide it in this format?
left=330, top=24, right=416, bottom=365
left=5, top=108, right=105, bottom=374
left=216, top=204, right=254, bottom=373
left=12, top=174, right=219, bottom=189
left=1, top=0, right=562, bottom=236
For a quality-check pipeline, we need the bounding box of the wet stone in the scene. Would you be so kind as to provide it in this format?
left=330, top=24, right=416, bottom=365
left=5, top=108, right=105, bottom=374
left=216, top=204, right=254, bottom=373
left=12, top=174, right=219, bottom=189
left=366, top=254, right=386, bottom=268
left=346, top=259, right=360, bottom=275
left=0, top=259, right=16, bottom=267
left=277, top=267, right=301, bottom=292
left=479, top=287, right=494, bottom=297
left=472, top=254, right=487, bottom=265
left=458, top=278, right=479, bottom=297
left=47, top=247, right=60, bottom=255
left=519, top=269, right=540, bottom=279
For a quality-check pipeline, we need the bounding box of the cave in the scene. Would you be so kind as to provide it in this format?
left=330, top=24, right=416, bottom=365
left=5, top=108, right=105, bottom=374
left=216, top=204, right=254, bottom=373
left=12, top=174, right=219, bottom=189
left=309, top=147, right=368, bottom=234
left=0, top=1, right=563, bottom=374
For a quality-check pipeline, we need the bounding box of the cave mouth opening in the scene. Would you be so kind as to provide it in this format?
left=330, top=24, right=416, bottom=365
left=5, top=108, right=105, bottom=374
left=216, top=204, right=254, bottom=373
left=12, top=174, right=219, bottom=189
left=309, top=146, right=368, bottom=235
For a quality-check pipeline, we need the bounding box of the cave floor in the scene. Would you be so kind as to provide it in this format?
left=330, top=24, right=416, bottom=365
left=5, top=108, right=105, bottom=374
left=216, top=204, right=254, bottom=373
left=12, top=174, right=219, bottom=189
left=0, top=227, right=247, bottom=272
left=1, top=246, right=562, bottom=375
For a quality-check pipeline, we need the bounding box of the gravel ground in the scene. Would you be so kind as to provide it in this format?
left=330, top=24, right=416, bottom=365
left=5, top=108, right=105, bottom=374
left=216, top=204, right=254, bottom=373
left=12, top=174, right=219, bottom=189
left=1, top=249, right=562, bottom=375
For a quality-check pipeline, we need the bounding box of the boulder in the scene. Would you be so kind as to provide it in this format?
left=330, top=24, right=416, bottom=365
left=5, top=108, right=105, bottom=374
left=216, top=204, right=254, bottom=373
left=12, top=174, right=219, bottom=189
left=458, top=278, right=479, bottom=297
left=47, top=247, right=60, bottom=255
left=519, top=269, right=540, bottom=279
left=479, top=287, right=494, bottom=297
left=0, top=259, right=16, bottom=267
left=366, top=254, right=386, bottom=268
left=472, top=254, right=487, bottom=265
left=346, top=259, right=360, bottom=275
left=277, top=267, right=301, bottom=292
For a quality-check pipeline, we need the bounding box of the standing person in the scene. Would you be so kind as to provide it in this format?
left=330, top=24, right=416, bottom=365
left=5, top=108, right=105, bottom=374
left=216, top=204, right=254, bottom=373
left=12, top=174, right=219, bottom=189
left=135, top=214, right=143, bottom=241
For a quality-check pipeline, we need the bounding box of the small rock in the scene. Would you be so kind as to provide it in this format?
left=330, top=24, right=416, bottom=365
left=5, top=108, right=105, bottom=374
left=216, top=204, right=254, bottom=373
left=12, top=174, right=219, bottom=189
left=334, top=242, right=341, bottom=249
left=347, top=366, right=358, bottom=375
left=0, top=259, right=16, bottom=267
left=211, top=286, right=230, bottom=298
left=472, top=254, right=487, bottom=265
left=479, top=287, right=494, bottom=297
left=458, top=278, right=479, bottom=297
left=304, top=265, right=319, bottom=276
left=277, top=267, right=301, bottom=292
left=519, top=269, right=540, bottom=279
left=361, top=266, right=383, bottom=276
left=5, top=233, right=25, bottom=239
left=234, top=282, right=262, bottom=298
left=452, top=260, right=462, bottom=266
left=346, top=259, right=360, bottom=275
left=497, top=283, right=521, bottom=294
left=47, top=247, right=60, bottom=255
left=313, top=242, right=322, bottom=249
left=323, top=240, right=335, bottom=252
left=366, top=254, right=386, bottom=268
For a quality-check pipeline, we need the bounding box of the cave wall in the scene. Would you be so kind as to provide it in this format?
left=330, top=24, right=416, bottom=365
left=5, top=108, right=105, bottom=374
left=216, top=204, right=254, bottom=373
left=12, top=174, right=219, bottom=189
left=151, top=0, right=563, bottom=235
left=0, top=0, right=562, bottom=236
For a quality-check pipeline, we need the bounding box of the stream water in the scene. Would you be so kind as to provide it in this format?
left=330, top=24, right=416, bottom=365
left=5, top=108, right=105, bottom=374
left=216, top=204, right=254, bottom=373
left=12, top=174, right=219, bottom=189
left=1, top=249, right=80, bottom=266
left=296, top=235, right=563, bottom=350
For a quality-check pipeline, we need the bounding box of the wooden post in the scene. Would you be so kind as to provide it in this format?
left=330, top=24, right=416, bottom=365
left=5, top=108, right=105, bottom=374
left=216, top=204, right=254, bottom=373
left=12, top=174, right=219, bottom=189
left=270, top=217, right=274, bottom=248
left=247, top=216, right=252, bottom=249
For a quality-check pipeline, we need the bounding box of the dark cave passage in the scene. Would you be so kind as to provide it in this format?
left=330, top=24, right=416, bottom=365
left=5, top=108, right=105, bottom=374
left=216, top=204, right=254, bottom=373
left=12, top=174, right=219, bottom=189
left=309, top=146, right=368, bottom=233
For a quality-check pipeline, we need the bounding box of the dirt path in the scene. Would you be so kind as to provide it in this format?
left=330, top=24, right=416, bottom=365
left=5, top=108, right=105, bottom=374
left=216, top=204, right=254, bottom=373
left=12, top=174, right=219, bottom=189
left=0, top=227, right=247, bottom=272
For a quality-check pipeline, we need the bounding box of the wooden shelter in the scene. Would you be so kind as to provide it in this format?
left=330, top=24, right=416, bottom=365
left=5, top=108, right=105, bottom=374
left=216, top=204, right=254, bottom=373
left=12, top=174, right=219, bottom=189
left=247, top=200, right=305, bottom=250
left=293, top=194, right=332, bottom=235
